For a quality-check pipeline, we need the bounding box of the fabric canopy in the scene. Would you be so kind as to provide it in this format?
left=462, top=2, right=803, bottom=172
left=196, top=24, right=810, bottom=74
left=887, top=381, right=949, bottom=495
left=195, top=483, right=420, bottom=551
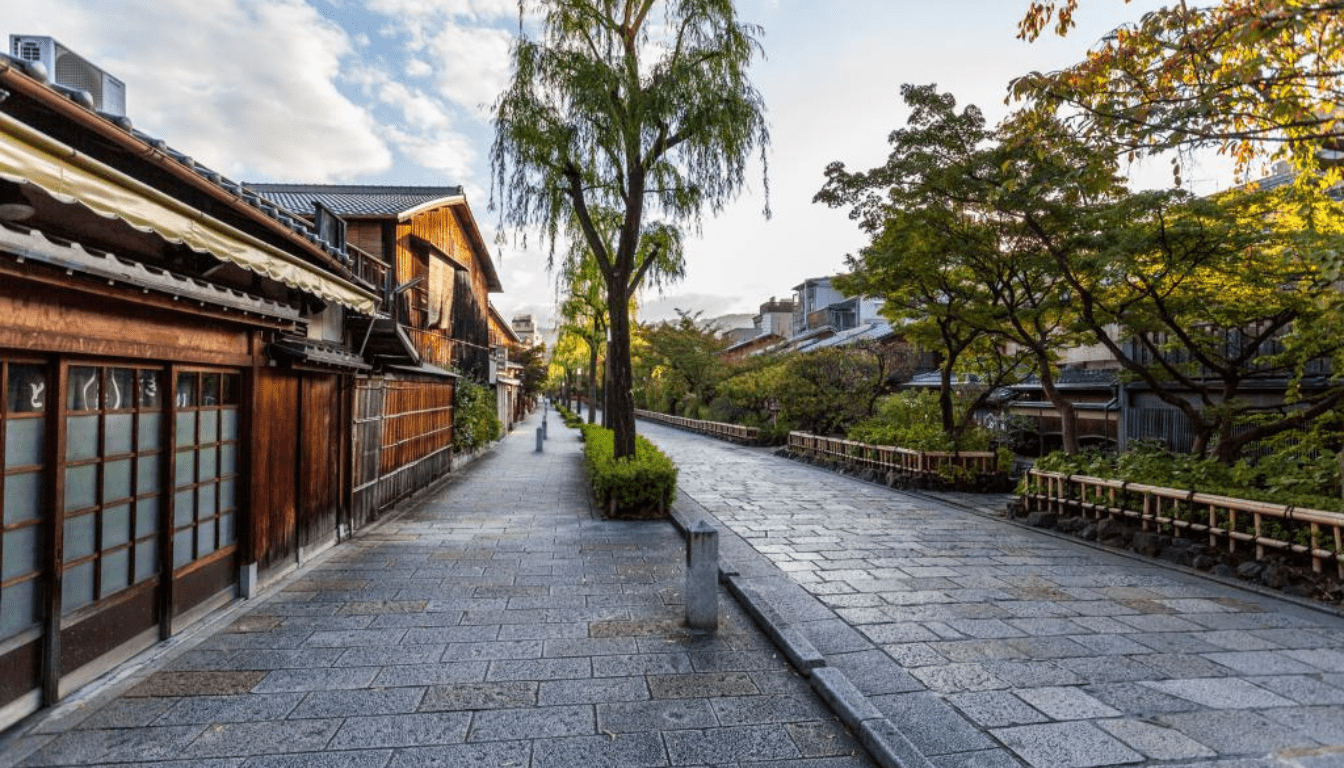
left=0, top=112, right=378, bottom=314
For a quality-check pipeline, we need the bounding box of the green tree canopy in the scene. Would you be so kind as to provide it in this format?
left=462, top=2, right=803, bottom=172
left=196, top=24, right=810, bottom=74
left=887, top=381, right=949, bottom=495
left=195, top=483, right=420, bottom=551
left=491, top=0, right=769, bottom=458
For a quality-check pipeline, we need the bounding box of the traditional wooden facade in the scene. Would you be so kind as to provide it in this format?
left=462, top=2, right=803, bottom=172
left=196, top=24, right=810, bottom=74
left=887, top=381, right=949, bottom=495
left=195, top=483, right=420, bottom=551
left=247, top=184, right=504, bottom=524
left=488, top=302, right=527, bottom=430
left=0, top=50, right=506, bottom=728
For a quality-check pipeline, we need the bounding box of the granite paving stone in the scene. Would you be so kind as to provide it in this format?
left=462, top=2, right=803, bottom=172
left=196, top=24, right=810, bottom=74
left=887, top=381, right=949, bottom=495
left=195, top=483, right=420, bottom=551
left=4, top=411, right=875, bottom=768
left=641, top=419, right=1344, bottom=768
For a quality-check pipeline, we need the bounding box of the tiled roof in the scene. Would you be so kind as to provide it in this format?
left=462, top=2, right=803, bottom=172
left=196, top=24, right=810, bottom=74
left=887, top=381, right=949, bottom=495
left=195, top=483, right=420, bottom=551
left=246, top=183, right=464, bottom=218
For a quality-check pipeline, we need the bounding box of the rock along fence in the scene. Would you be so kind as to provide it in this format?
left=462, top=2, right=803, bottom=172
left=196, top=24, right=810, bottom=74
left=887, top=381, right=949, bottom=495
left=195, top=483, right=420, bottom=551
left=786, top=432, right=1003, bottom=489
left=634, top=409, right=761, bottom=444
left=1021, top=469, right=1344, bottom=580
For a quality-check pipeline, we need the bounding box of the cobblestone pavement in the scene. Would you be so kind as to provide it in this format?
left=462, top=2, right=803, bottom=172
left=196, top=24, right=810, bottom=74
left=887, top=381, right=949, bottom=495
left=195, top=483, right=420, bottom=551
left=643, top=421, right=1344, bottom=768
left=0, top=411, right=875, bottom=768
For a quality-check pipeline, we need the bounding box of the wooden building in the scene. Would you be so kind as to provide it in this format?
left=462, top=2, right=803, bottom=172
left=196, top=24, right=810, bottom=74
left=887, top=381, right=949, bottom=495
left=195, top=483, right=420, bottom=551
left=247, top=184, right=505, bottom=522
left=0, top=48, right=506, bottom=728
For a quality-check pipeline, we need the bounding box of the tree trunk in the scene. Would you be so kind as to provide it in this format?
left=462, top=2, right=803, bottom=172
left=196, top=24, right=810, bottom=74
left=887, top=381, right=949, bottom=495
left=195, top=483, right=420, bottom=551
left=602, top=348, right=611, bottom=429
left=939, top=364, right=956, bottom=437
left=1037, top=363, right=1079, bottom=454
left=607, top=285, right=637, bottom=459
left=587, top=340, right=598, bottom=424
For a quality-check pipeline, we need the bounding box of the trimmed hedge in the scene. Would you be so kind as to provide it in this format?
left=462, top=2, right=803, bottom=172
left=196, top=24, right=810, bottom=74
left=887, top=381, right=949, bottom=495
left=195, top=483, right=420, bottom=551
left=579, top=424, right=678, bottom=519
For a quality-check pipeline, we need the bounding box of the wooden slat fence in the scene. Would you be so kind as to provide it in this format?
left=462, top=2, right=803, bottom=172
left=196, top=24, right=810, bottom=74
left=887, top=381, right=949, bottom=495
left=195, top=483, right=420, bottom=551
left=352, top=378, right=454, bottom=528
left=787, top=431, right=1000, bottom=483
left=1021, top=470, right=1344, bottom=579
left=634, top=409, right=760, bottom=444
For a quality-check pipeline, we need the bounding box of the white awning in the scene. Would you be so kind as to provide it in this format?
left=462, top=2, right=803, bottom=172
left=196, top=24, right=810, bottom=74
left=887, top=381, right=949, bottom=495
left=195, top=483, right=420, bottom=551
left=0, top=112, right=378, bottom=313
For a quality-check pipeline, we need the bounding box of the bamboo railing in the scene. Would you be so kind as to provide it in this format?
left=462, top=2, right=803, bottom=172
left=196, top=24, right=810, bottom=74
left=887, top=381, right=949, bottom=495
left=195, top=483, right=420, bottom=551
left=786, top=432, right=1000, bottom=482
left=634, top=410, right=761, bottom=444
left=1021, top=470, right=1344, bottom=579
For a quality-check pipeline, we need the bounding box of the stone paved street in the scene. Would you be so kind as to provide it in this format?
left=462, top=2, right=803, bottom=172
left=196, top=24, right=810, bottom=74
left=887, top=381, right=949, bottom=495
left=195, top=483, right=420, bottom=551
left=645, top=421, right=1344, bottom=768
left=0, top=411, right=874, bottom=768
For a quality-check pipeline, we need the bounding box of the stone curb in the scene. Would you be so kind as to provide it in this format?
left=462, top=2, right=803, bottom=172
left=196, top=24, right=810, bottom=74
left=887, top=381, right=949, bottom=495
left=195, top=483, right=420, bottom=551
left=668, top=500, right=932, bottom=768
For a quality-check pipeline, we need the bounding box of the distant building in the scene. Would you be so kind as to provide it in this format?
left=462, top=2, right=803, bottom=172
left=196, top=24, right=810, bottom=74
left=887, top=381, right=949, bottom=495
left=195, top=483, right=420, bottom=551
left=510, top=313, right=543, bottom=348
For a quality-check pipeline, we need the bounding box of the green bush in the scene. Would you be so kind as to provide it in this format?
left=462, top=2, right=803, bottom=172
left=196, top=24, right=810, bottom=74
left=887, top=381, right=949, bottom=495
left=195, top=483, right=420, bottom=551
left=581, top=426, right=678, bottom=518
left=453, top=379, right=501, bottom=453
left=847, top=390, right=997, bottom=453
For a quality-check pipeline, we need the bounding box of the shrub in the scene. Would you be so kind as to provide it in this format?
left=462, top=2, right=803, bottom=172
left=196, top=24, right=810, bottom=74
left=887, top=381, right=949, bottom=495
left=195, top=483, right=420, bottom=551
left=1026, top=440, right=1344, bottom=513
left=453, top=379, right=501, bottom=453
left=581, top=425, right=678, bottom=518
left=847, top=390, right=997, bottom=452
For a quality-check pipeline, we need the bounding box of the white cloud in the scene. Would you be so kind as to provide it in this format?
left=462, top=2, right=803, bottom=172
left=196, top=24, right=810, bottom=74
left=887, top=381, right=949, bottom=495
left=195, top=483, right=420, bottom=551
left=405, top=58, right=432, bottom=77
left=4, top=0, right=393, bottom=182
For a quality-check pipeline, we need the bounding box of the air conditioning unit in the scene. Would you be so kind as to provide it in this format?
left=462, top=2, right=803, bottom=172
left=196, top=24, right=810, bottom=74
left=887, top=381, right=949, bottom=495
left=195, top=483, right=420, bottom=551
left=10, top=35, right=126, bottom=116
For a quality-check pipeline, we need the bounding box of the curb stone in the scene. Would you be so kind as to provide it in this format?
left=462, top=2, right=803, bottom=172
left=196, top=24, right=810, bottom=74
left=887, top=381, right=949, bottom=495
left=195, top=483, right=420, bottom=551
left=669, top=498, right=936, bottom=768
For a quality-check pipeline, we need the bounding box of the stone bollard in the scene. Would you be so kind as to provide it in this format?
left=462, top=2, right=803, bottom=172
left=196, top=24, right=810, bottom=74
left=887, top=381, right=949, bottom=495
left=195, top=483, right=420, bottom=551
left=535, top=426, right=544, bottom=452
left=685, top=520, right=719, bottom=630
left=542, top=416, right=548, bottom=440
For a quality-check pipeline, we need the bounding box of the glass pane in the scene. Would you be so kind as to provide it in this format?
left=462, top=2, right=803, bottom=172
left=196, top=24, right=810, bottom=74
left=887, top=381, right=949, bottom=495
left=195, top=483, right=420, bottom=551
left=175, top=449, right=195, bottom=485
left=175, top=373, right=198, bottom=407
left=138, top=370, right=162, bottom=409
left=220, top=410, right=238, bottom=441
left=61, top=561, right=94, bottom=614
left=219, top=513, right=235, bottom=546
left=103, top=413, right=133, bottom=456
left=65, top=415, right=100, bottom=462
left=138, top=412, right=162, bottom=451
left=197, top=483, right=216, bottom=519
left=172, top=528, right=193, bottom=568
left=100, top=549, right=130, bottom=598
left=102, top=503, right=131, bottom=548
left=7, top=364, right=46, bottom=413
left=220, top=478, right=236, bottom=512
left=199, top=447, right=218, bottom=481
left=3, top=471, right=43, bottom=524
left=201, top=374, right=220, bottom=406
left=175, top=412, right=196, bottom=448
left=0, top=580, right=38, bottom=637
left=221, top=375, right=239, bottom=406
left=64, top=464, right=97, bottom=512
left=4, top=418, right=44, bottom=468
left=200, top=410, right=218, bottom=443
left=220, top=444, right=237, bottom=475
left=137, top=455, right=160, bottom=495
left=134, top=538, right=157, bottom=582
left=135, top=497, right=159, bottom=538
left=173, top=489, right=194, bottom=527
left=2, top=525, right=39, bottom=580
left=103, top=459, right=132, bottom=502
left=197, top=520, right=216, bottom=556
left=67, top=367, right=100, bottom=412
left=63, top=512, right=96, bottom=561
left=105, top=368, right=135, bottom=410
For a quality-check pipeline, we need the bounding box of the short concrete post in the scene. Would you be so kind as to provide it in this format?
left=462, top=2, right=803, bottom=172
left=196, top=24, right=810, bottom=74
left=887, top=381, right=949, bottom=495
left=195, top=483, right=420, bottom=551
left=535, top=426, right=544, bottom=453
left=686, top=520, right=719, bottom=630
left=542, top=416, right=548, bottom=440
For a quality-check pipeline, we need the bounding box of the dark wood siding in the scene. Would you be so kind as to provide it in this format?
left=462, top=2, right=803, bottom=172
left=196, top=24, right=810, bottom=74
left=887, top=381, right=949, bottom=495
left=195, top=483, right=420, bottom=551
left=250, top=368, right=298, bottom=571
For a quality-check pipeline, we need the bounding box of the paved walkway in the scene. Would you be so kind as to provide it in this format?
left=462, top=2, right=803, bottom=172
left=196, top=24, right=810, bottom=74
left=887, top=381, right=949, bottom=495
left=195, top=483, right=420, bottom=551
left=1, top=411, right=874, bottom=768
left=643, top=421, right=1344, bottom=768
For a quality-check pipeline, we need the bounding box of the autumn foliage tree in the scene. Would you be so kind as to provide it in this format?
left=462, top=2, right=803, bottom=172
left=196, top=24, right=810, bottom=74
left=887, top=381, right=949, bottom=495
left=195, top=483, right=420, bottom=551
left=1013, top=1, right=1344, bottom=188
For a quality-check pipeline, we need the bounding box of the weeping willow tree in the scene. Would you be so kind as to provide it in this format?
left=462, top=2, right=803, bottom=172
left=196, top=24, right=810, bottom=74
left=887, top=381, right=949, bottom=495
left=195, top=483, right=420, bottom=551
left=491, top=0, right=769, bottom=458
left=556, top=210, right=678, bottom=426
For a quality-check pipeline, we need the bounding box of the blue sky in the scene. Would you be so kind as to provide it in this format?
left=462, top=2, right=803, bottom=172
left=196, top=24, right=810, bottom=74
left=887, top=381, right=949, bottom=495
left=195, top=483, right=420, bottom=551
left=7, top=0, right=1225, bottom=330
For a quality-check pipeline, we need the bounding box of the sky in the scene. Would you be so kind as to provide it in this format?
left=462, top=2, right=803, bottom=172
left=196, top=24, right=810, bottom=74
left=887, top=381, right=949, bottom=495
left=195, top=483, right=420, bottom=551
left=5, top=0, right=1231, bottom=332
